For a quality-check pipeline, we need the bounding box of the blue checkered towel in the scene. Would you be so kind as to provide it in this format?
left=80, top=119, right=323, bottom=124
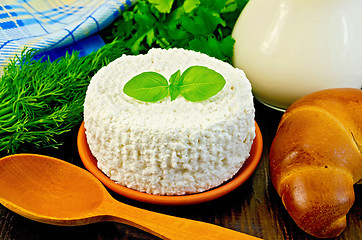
left=0, top=0, right=134, bottom=68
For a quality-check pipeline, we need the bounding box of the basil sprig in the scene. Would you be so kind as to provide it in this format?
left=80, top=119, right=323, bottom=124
left=123, top=66, right=226, bottom=102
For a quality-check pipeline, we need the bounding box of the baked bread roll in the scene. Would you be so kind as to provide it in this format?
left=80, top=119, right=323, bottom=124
left=269, top=88, right=362, bottom=238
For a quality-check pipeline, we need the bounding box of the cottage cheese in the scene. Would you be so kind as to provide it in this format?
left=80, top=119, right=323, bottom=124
left=84, top=48, right=255, bottom=195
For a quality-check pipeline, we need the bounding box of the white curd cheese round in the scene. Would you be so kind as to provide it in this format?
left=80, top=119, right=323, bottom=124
left=84, top=48, right=255, bottom=195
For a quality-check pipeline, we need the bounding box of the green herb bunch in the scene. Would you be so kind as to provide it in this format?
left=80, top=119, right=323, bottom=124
left=102, top=0, right=249, bottom=63
left=0, top=40, right=127, bottom=155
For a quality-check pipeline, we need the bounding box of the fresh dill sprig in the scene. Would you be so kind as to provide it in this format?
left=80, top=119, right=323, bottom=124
left=0, top=39, right=127, bottom=155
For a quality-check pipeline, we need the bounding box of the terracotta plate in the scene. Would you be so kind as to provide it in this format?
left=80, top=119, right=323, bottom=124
left=77, top=121, right=263, bottom=205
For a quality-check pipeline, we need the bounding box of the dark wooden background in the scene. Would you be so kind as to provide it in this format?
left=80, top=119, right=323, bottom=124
left=0, top=100, right=360, bottom=240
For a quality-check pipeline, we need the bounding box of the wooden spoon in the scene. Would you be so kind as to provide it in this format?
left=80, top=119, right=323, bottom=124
left=0, top=154, right=261, bottom=240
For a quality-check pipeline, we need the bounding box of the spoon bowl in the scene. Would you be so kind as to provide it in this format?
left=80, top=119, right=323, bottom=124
left=0, top=154, right=261, bottom=239
left=0, top=154, right=109, bottom=224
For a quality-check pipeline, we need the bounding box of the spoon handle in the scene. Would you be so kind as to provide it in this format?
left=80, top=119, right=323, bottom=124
left=102, top=200, right=262, bottom=240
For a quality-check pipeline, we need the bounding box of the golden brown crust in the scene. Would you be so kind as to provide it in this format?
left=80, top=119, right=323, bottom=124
left=269, top=88, right=362, bottom=238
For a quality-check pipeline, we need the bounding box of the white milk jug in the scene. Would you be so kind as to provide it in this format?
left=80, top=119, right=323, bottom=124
left=232, top=0, right=362, bottom=110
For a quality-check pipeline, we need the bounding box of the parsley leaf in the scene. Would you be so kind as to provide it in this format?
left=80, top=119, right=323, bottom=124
left=183, top=0, right=200, bottom=13
left=148, top=0, right=174, bottom=13
left=101, top=0, right=248, bottom=63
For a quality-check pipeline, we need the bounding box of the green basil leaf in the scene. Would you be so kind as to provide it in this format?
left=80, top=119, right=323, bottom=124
left=179, top=66, right=225, bottom=102
left=169, top=70, right=181, bottom=101
left=169, top=69, right=181, bottom=85
left=169, top=84, right=180, bottom=101
left=123, top=72, right=169, bottom=102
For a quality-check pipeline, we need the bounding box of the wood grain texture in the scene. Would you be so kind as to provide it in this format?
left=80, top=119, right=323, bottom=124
left=0, top=156, right=260, bottom=239
left=0, top=101, right=360, bottom=240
